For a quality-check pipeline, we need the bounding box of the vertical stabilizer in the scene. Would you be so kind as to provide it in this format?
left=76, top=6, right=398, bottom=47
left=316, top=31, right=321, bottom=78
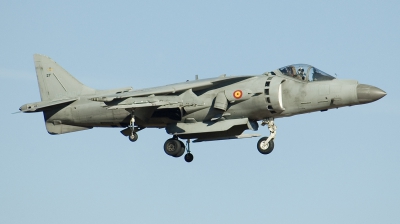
left=34, top=54, right=96, bottom=101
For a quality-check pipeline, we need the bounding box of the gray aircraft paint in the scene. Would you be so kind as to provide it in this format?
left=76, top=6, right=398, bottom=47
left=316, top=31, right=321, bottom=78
left=19, top=55, right=386, bottom=162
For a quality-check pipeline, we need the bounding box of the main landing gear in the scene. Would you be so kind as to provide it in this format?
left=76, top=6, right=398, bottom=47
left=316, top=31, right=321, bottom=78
left=163, top=137, right=194, bottom=163
left=125, top=111, right=193, bottom=162
left=257, top=118, right=277, bottom=154
left=126, top=113, right=276, bottom=160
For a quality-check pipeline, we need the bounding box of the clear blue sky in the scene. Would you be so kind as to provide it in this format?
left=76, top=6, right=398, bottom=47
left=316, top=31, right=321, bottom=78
left=1, top=1, right=399, bottom=223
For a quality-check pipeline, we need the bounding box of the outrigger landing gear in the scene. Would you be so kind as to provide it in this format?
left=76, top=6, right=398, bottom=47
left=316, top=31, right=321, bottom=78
left=257, top=118, right=277, bottom=154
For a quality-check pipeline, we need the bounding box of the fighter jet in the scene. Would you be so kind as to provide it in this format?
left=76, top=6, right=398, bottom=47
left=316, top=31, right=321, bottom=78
left=19, top=55, right=386, bottom=162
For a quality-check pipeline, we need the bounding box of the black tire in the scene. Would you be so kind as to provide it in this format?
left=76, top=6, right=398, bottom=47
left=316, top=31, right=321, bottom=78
left=128, top=132, right=138, bottom=142
left=164, top=139, right=182, bottom=156
left=184, top=153, right=194, bottom=163
left=173, top=141, right=186, bottom=158
left=257, top=137, right=274, bottom=154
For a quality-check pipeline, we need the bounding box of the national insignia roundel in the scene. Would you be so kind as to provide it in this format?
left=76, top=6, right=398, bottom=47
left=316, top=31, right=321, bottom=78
left=233, top=90, right=243, bottom=99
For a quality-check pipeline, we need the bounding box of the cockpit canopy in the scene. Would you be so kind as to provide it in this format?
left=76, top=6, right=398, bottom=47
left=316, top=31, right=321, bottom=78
left=276, top=64, right=335, bottom=82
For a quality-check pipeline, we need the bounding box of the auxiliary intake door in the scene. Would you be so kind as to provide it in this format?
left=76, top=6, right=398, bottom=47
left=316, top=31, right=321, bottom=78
left=264, top=76, right=286, bottom=114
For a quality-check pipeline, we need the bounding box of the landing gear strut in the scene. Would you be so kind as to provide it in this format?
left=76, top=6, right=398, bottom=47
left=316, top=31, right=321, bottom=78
left=258, top=118, right=277, bottom=154
left=127, top=115, right=139, bottom=142
left=184, top=139, right=193, bottom=163
left=126, top=111, right=144, bottom=142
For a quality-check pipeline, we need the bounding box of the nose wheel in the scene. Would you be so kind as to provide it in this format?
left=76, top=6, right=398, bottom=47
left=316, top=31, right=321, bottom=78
left=258, top=118, right=277, bottom=155
left=257, top=137, right=274, bottom=154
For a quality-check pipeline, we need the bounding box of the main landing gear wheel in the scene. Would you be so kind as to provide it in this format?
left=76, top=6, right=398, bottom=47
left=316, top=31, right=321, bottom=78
left=164, top=138, right=193, bottom=162
left=257, top=137, right=274, bottom=154
left=183, top=139, right=193, bottom=163
left=164, top=138, right=185, bottom=158
left=176, top=141, right=186, bottom=157
left=184, top=153, right=193, bottom=163
left=128, top=132, right=138, bottom=142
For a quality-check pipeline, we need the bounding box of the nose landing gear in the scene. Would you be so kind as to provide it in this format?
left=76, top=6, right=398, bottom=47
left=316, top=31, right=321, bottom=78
left=258, top=118, right=276, bottom=154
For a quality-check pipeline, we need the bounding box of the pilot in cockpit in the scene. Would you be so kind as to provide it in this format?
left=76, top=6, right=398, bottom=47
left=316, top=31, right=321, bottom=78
left=288, top=66, right=297, bottom=78
left=297, top=67, right=306, bottom=80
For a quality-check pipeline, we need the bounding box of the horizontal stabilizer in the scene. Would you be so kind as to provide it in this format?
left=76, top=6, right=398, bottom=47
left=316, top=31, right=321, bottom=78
left=19, top=98, right=77, bottom=113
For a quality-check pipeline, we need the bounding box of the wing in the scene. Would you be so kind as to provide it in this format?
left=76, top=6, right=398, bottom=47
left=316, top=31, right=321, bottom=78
left=90, top=76, right=254, bottom=103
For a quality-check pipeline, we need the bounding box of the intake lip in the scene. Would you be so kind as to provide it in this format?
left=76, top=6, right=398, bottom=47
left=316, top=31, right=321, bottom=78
left=357, top=84, right=386, bottom=104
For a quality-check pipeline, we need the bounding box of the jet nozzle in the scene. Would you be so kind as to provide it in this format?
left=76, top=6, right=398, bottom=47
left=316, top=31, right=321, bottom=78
left=357, top=84, right=386, bottom=104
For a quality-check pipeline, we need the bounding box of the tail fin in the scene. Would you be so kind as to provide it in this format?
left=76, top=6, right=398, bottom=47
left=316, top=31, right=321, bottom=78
left=34, top=54, right=96, bottom=101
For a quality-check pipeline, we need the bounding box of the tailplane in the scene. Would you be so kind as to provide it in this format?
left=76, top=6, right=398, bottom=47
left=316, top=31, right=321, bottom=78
left=34, top=54, right=96, bottom=101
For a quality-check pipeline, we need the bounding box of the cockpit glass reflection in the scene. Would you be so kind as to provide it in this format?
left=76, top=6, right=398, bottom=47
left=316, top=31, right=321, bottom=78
left=309, top=67, right=335, bottom=81
left=277, top=64, right=335, bottom=82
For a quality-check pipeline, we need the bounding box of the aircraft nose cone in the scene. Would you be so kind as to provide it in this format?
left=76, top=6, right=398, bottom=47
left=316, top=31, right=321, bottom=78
left=357, top=84, right=386, bottom=104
